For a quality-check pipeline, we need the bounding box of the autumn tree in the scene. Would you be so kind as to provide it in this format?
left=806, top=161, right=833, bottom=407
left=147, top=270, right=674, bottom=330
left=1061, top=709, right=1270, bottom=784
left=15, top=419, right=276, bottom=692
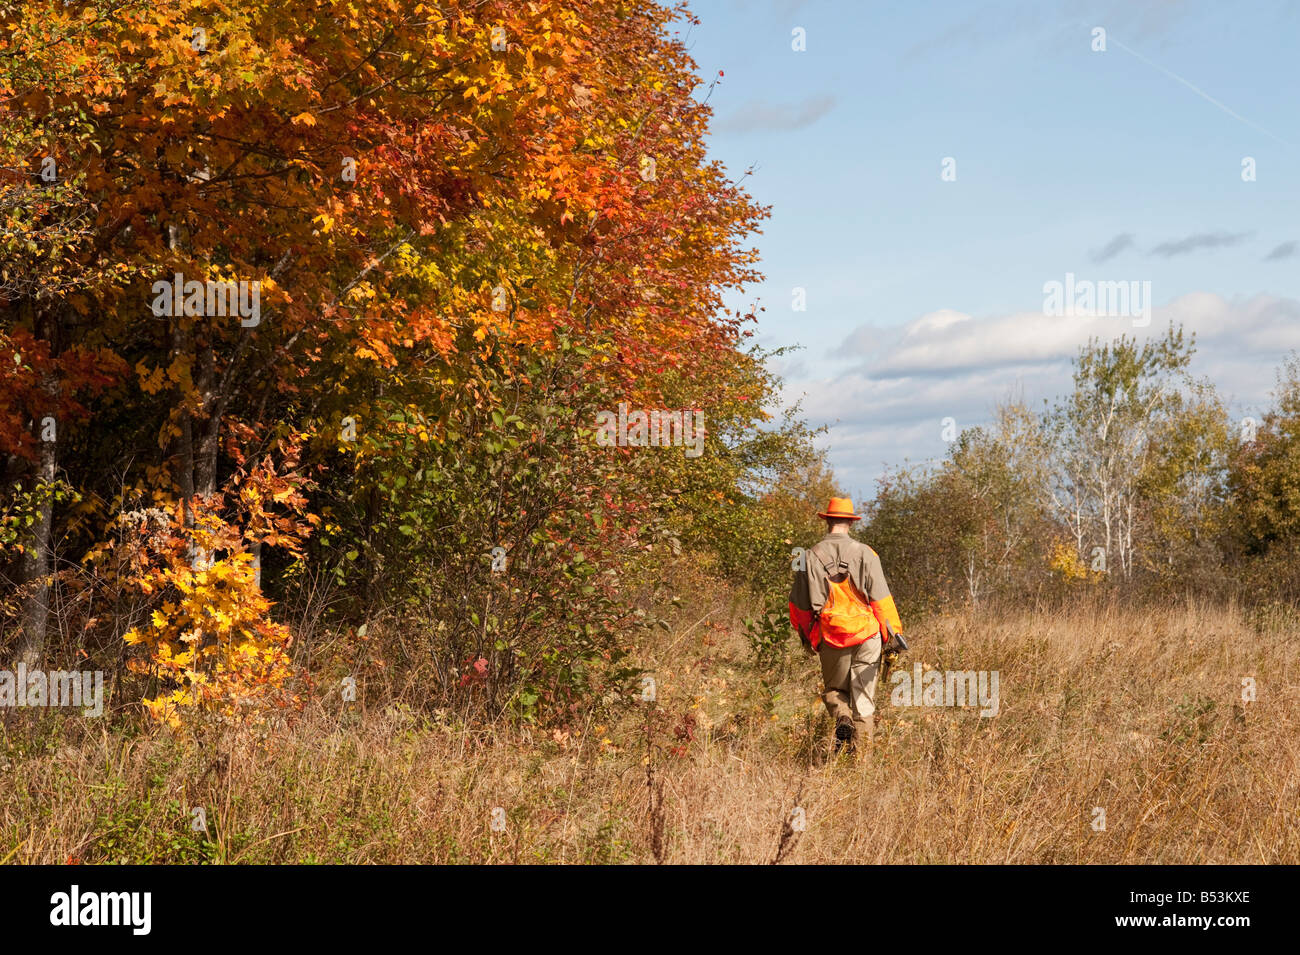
left=1046, top=325, right=1195, bottom=579
left=2, top=0, right=778, bottom=722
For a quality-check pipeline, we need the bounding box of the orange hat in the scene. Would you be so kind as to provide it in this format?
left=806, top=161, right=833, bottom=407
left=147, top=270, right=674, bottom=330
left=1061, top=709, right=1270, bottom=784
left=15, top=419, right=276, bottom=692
left=817, top=497, right=861, bottom=521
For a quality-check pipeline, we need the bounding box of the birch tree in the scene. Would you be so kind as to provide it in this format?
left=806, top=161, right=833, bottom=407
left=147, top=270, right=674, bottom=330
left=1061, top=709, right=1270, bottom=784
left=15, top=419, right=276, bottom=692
left=1048, top=326, right=1194, bottom=579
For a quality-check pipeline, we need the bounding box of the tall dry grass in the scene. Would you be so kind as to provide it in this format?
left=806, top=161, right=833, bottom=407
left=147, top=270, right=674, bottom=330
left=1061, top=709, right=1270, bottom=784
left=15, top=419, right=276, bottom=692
left=3, top=589, right=1297, bottom=864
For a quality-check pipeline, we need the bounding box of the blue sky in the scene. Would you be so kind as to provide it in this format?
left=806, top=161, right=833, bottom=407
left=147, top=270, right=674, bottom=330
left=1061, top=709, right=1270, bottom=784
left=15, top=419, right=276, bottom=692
left=683, top=0, right=1300, bottom=500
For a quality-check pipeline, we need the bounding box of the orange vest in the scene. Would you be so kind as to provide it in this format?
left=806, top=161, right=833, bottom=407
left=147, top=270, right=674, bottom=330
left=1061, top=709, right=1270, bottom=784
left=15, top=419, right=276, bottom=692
left=814, top=574, right=879, bottom=649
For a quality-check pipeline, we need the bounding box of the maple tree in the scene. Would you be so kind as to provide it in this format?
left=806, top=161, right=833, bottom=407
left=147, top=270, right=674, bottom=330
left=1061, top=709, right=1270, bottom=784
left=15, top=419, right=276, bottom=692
left=1, top=0, right=793, bottom=724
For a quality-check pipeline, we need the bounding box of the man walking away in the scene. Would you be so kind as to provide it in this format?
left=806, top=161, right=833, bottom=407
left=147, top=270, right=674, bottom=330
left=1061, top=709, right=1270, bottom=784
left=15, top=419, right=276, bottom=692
left=789, top=497, right=903, bottom=758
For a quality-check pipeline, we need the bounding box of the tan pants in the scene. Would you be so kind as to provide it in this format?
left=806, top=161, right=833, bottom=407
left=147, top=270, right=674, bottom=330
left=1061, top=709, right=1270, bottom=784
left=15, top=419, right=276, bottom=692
left=818, top=634, right=882, bottom=746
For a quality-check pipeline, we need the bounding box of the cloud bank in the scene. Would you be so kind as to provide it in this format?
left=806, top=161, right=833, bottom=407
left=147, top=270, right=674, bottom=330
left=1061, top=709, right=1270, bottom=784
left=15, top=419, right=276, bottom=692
left=788, top=292, right=1300, bottom=495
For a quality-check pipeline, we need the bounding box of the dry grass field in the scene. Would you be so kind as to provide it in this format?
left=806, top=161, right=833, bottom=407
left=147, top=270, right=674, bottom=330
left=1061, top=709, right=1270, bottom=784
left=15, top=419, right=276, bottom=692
left=3, top=587, right=1297, bottom=864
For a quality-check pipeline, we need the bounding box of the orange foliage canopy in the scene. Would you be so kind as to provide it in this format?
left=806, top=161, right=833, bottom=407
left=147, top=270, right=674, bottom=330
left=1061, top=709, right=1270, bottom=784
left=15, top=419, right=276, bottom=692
left=1, top=0, right=768, bottom=721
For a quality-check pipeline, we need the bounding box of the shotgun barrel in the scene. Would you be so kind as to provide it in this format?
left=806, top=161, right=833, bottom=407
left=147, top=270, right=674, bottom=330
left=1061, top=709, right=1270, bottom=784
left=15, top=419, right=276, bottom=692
left=883, top=622, right=909, bottom=654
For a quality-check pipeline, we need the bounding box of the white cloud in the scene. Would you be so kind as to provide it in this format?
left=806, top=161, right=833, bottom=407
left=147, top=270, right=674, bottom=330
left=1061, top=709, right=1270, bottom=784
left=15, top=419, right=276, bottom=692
left=786, top=292, right=1300, bottom=492
left=713, top=94, right=836, bottom=134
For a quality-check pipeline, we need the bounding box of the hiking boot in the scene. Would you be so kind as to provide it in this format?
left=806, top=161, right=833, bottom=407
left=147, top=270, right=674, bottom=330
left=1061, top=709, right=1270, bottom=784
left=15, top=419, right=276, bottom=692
left=834, top=715, right=855, bottom=752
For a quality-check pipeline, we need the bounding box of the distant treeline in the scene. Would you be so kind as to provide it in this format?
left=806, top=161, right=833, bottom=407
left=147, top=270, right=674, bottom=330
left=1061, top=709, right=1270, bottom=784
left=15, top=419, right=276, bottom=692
left=858, top=325, right=1300, bottom=614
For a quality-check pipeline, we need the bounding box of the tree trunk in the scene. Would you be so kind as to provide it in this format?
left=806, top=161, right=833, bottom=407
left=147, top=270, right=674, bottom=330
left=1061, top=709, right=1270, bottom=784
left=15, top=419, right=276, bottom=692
left=16, top=308, right=59, bottom=667
left=17, top=430, right=56, bottom=667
